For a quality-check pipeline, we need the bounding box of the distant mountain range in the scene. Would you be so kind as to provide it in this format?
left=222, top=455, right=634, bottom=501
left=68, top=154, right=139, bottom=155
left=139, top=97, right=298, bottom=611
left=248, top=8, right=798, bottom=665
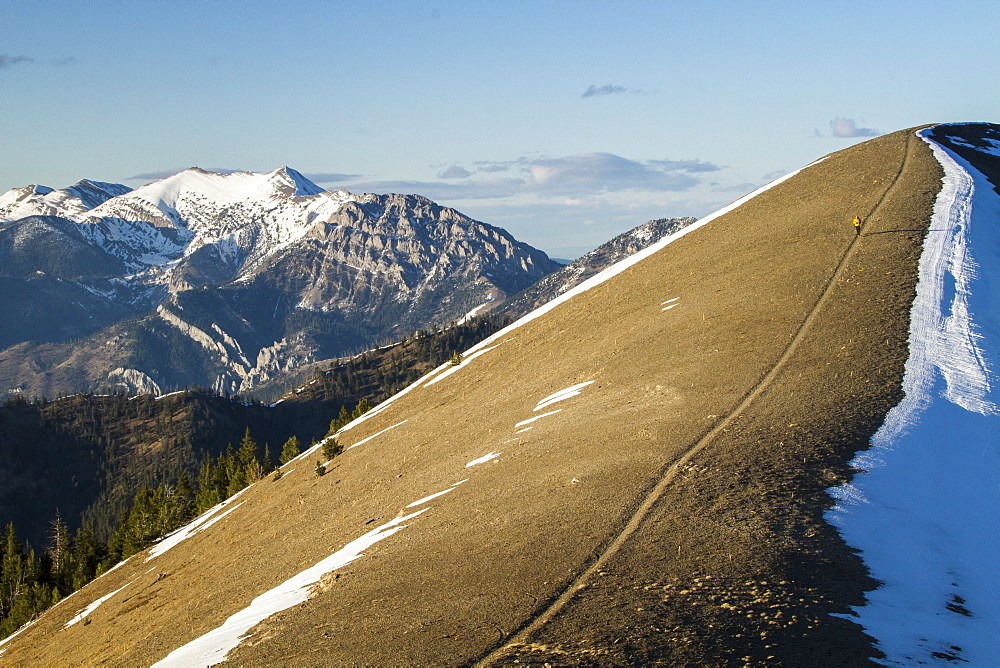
left=0, top=168, right=559, bottom=397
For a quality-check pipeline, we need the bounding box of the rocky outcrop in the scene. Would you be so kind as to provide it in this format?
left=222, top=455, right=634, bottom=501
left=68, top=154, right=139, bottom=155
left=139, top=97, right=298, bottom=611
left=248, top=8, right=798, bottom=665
left=106, top=367, right=162, bottom=395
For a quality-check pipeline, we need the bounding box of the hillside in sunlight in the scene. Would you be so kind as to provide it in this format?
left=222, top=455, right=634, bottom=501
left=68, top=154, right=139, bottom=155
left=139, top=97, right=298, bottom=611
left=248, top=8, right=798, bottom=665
left=5, top=125, right=998, bottom=665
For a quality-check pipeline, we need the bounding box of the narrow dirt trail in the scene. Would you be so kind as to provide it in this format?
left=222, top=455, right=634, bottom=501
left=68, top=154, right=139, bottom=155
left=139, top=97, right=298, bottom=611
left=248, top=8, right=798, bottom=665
left=476, top=135, right=916, bottom=666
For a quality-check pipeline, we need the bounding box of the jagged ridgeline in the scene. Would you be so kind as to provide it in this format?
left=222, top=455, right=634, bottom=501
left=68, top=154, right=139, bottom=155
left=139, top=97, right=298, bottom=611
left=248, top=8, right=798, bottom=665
left=0, top=168, right=559, bottom=399
left=495, top=216, right=697, bottom=321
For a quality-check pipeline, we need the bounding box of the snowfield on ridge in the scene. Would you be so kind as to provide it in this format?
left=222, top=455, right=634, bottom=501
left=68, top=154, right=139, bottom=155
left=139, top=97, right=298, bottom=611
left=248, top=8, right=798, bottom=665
left=829, top=125, right=1000, bottom=666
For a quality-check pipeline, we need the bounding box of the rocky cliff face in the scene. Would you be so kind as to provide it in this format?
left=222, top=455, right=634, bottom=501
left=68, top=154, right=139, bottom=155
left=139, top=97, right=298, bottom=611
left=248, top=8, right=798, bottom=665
left=0, top=169, right=559, bottom=397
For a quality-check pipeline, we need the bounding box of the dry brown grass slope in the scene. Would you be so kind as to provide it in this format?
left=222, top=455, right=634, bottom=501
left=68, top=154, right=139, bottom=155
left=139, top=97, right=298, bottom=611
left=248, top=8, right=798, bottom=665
left=0, top=127, right=942, bottom=666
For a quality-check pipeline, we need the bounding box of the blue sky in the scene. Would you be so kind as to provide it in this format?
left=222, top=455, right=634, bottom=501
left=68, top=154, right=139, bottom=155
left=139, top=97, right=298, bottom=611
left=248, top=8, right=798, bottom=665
left=2, top=0, right=997, bottom=257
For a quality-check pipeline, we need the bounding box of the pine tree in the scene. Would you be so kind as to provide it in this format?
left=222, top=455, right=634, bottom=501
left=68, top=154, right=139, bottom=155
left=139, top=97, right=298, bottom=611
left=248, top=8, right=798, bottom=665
left=1, top=524, right=24, bottom=618
left=47, top=511, right=72, bottom=590
left=352, top=398, right=373, bottom=419
left=70, top=525, right=105, bottom=591
left=280, top=435, right=301, bottom=465
left=238, top=428, right=257, bottom=468
left=174, top=472, right=195, bottom=523
left=47, top=511, right=70, bottom=575
left=112, top=486, right=193, bottom=559
left=195, top=459, right=221, bottom=514
left=230, top=428, right=261, bottom=494
left=338, top=405, right=350, bottom=426
left=322, top=437, right=343, bottom=461
left=214, top=446, right=233, bottom=500
left=219, top=443, right=241, bottom=498
left=262, top=443, right=273, bottom=474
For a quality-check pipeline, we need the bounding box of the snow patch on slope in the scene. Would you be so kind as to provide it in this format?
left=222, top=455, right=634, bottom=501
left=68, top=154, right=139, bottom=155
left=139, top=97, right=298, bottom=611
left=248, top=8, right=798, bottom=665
left=151, top=510, right=427, bottom=667
left=146, top=495, right=248, bottom=562
left=534, top=381, right=595, bottom=411
left=64, top=581, right=132, bottom=629
left=466, top=452, right=501, bottom=467
left=827, top=128, right=1000, bottom=666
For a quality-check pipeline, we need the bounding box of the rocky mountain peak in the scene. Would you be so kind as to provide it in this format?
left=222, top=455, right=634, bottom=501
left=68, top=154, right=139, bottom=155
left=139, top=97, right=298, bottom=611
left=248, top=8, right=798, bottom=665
left=0, top=180, right=132, bottom=222
left=66, top=180, right=133, bottom=208
left=270, top=166, right=325, bottom=197
left=0, top=169, right=560, bottom=397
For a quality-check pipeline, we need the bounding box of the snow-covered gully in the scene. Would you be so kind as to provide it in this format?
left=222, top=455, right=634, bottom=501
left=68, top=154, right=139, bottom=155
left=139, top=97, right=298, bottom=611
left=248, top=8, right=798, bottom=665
left=828, top=128, right=1000, bottom=666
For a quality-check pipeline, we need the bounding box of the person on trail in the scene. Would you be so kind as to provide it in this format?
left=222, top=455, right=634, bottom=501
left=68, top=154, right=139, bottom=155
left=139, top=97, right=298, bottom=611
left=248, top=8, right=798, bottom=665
left=853, top=215, right=862, bottom=236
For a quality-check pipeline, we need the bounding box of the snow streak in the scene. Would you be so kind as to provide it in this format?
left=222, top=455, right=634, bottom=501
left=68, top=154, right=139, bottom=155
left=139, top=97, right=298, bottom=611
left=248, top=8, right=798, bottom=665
left=534, top=381, right=595, bottom=411
left=146, top=499, right=246, bottom=562
left=514, top=410, right=562, bottom=428
left=64, top=582, right=131, bottom=629
left=152, top=510, right=427, bottom=668
left=424, top=344, right=504, bottom=386
left=466, top=452, right=501, bottom=467
left=346, top=420, right=408, bottom=451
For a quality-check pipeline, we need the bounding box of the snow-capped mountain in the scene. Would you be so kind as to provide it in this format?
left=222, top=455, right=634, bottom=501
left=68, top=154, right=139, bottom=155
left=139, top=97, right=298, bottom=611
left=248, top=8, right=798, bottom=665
left=0, top=169, right=559, bottom=396
left=0, top=167, right=359, bottom=290
left=0, top=180, right=132, bottom=221
left=74, top=167, right=350, bottom=284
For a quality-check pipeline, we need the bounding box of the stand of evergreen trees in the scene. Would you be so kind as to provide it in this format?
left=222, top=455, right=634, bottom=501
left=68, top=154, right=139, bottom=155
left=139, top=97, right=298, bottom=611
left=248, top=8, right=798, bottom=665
left=0, top=426, right=257, bottom=638
left=0, top=397, right=378, bottom=641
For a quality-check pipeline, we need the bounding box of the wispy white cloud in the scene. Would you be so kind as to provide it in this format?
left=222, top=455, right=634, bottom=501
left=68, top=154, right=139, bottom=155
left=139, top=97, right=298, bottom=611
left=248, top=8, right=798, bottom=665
left=829, top=117, right=879, bottom=138
left=437, top=165, right=471, bottom=179
left=472, top=158, right=529, bottom=173
left=582, top=84, right=629, bottom=98
left=303, top=171, right=363, bottom=183
left=524, top=153, right=711, bottom=195
left=0, top=54, right=34, bottom=69
left=711, top=181, right=760, bottom=194
left=342, top=152, right=721, bottom=201
left=0, top=54, right=77, bottom=69
left=647, top=158, right=721, bottom=173
left=580, top=83, right=651, bottom=98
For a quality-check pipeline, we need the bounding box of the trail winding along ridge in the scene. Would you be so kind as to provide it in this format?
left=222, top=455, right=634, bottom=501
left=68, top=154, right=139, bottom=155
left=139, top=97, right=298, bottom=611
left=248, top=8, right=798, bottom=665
left=477, top=134, right=917, bottom=665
